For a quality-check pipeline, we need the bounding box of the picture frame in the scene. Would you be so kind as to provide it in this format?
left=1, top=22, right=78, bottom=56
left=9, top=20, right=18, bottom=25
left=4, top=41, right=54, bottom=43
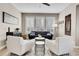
left=65, top=14, right=71, bottom=36
left=2, top=12, right=18, bottom=25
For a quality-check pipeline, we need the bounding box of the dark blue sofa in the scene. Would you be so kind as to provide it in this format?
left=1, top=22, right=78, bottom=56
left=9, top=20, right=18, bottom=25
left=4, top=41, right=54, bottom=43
left=28, top=31, right=53, bottom=40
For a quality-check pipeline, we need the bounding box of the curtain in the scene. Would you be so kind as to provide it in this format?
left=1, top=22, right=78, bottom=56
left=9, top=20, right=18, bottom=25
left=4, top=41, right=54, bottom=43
left=35, top=16, right=45, bottom=31
left=46, top=16, right=56, bottom=32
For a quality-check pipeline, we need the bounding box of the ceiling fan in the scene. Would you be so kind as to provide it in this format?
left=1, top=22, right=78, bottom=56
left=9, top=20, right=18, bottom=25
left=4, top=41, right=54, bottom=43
left=42, top=3, right=50, bottom=6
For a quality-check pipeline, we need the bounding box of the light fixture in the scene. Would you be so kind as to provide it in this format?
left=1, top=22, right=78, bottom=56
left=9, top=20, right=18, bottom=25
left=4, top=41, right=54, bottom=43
left=52, top=24, right=58, bottom=28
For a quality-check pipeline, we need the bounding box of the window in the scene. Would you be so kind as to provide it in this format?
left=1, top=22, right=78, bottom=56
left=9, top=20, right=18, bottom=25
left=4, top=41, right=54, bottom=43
left=25, top=15, right=56, bottom=33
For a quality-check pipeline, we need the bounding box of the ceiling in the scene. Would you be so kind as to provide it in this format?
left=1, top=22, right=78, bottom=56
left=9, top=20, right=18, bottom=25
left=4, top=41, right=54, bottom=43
left=12, top=3, right=71, bottom=13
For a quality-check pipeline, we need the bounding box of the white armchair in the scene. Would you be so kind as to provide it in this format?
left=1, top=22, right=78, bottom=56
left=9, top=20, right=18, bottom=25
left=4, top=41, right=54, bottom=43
left=7, top=36, right=35, bottom=55
left=46, top=37, right=72, bottom=55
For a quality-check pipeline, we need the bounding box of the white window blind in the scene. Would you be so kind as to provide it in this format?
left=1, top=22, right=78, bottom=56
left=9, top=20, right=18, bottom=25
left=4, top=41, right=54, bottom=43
left=25, top=16, right=56, bottom=33
left=46, top=16, right=56, bottom=32
left=25, top=16, right=35, bottom=33
left=35, top=16, right=45, bottom=31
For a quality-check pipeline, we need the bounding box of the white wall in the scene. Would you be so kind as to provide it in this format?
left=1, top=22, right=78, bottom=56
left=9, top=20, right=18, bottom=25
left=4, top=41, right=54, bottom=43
left=0, top=3, right=21, bottom=41
left=58, top=4, right=79, bottom=46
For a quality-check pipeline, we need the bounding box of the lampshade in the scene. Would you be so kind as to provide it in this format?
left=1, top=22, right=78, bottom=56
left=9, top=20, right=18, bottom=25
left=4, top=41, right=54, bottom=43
left=52, top=24, right=58, bottom=28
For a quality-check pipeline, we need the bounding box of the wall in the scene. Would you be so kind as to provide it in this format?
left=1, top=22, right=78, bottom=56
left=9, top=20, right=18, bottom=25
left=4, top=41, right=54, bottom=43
left=58, top=3, right=79, bottom=46
left=0, top=3, right=21, bottom=42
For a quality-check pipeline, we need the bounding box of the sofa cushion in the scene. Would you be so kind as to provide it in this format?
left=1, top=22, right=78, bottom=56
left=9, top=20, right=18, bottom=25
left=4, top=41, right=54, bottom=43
left=47, top=33, right=51, bottom=35
left=30, top=31, right=35, bottom=35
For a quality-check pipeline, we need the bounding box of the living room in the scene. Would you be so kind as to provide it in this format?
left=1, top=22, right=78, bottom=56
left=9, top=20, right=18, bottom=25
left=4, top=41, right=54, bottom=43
left=0, top=3, right=79, bottom=56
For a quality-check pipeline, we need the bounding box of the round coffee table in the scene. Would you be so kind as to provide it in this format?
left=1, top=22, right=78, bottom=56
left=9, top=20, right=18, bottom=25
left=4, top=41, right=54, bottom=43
left=35, top=37, right=45, bottom=56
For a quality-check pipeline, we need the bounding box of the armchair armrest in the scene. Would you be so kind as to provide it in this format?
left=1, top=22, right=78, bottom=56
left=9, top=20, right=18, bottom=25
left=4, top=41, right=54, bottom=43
left=46, top=39, right=58, bottom=48
left=20, top=39, right=35, bottom=46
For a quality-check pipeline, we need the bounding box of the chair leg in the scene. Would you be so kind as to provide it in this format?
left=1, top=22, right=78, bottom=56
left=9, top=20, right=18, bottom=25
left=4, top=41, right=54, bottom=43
left=49, top=51, right=57, bottom=56
left=49, top=50, right=70, bottom=56
left=22, top=51, right=31, bottom=56
left=10, top=53, right=19, bottom=56
left=59, top=53, right=70, bottom=56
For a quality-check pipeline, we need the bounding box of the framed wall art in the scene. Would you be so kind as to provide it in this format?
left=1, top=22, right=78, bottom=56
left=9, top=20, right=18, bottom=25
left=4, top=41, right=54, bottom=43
left=3, top=12, right=18, bottom=25
left=65, top=14, right=71, bottom=36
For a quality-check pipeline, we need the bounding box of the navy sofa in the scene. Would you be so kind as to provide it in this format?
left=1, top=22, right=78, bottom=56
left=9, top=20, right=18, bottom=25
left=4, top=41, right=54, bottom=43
left=28, top=31, right=53, bottom=40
